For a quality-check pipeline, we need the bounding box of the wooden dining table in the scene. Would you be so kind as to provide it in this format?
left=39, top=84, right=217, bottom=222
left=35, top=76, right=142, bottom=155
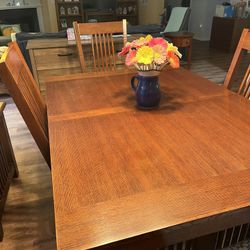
left=45, top=68, right=250, bottom=250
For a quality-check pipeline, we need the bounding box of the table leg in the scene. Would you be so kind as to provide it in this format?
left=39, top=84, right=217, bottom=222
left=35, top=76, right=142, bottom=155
left=187, top=41, right=192, bottom=69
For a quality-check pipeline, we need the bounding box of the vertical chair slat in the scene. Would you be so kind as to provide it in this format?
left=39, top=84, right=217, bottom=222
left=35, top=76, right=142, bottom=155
left=103, top=33, right=108, bottom=70
left=243, top=224, right=249, bottom=240
left=111, top=34, right=116, bottom=70
left=107, top=33, right=112, bottom=69
left=91, top=35, right=97, bottom=71
left=0, top=102, right=19, bottom=240
left=73, top=20, right=127, bottom=73
left=94, top=34, right=101, bottom=71
left=98, top=33, right=105, bottom=70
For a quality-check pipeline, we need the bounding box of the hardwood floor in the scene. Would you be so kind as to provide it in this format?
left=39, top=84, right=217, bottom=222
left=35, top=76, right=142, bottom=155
left=0, top=40, right=247, bottom=249
left=0, top=98, right=56, bottom=249
left=190, top=40, right=232, bottom=84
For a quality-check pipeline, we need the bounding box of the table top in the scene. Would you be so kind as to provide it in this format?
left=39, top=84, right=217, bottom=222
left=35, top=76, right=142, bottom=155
left=46, top=68, right=250, bottom=250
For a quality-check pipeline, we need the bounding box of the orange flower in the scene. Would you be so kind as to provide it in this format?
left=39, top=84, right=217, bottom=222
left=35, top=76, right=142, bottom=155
left=167, top=51, right=180, bottom=68
left=118, top=35, right=181, bottom=70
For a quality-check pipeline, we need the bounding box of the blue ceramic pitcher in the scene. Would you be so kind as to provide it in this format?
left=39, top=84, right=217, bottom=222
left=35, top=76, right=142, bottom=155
left=131, top=71, right=161, bottom=108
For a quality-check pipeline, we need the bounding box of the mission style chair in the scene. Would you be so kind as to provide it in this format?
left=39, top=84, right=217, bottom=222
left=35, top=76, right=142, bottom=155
left=239, top=65, right=250, bottom=99
left=224, top=28, right=250, bottom=99
left=0, top=102, right=19, bottom=240
left=73, top=19, right=127, bottom=73
left=0, top=42, right=50, bottom=167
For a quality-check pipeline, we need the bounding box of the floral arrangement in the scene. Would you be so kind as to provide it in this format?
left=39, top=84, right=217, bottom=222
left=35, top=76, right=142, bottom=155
left=118, top=35, right=182, bottom=71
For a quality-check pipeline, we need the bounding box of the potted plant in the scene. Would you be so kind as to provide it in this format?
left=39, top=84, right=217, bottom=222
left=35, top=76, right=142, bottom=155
left=118, top=35, right=182, bottom=108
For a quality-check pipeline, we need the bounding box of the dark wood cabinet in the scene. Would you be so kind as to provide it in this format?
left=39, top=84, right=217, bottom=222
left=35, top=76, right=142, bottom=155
left=55, top=0, right=138, bottom=30
left=84, top=10, right=116, bottom=23
left=56, top=0, right=84, bottom=30
left=116, top=0, right=138, bottom=25
left=210, top=16, right=250, bottom=52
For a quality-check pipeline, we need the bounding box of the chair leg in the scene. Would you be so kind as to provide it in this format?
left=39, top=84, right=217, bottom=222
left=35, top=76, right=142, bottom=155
left=187, top=45, right=192, bottom=69
left=13, top=162, right=19, bottom=178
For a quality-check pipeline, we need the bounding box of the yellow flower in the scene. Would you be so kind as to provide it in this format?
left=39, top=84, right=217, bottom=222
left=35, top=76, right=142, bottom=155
left=138, top=34, right=152, bottom=43
left=0, top=47, right=8, bottom=63
left=135, top=46, right=154, bottom=64
left=166, top=43, right=182, bottom=58
left=145, top=34, right=153, bottom=42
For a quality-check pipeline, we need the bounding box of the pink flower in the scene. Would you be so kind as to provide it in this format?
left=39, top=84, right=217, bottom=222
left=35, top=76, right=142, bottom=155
left=125, top=50, right=137, bottom=66
left=148, top=37, right=168, bottom=48
left=118, top=43, right=132, bottom=56
left=152, top=45, right=167, bottom=65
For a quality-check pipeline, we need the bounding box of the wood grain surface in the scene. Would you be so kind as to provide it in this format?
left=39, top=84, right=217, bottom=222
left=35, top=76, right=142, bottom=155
left=0, top=42, right=50, bottom=166
left=45, top=68, right=250, bottom=250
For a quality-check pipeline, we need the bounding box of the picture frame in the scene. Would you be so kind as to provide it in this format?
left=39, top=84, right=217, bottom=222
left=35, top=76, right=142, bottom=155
left=60, top=18, right=67, bottom=28
left=247, top=0, right=250, bottom=9
left=244, top=10, right=249, bottom=18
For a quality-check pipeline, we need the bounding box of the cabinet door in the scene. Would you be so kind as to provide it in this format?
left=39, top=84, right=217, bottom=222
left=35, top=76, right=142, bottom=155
left=210, top=17, right=235, bottom=52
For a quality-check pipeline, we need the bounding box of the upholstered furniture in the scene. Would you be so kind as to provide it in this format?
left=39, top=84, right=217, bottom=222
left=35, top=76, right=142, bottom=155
left=161, top=7, right=191, bottom=34
left=0, top=24, right=21, bottom=46
left=127, top=7, right=191, bottom=36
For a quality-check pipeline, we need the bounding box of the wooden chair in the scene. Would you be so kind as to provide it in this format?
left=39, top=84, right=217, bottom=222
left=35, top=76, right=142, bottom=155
left=224, top=28, right=250, bottom=99
left=238, top=64, right=250, bottom=99
left=0, top=42, right=50, bottom=167
left=73, top=20, right=127, bottom=73
left=0, top=102, right=19, bottom=240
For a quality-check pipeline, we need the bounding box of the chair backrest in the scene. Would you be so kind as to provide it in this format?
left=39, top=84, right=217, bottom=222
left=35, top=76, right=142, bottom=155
left=238, top=64, right=250, bottom=99
left=224, top=28, right=250, bottom=99
left=162, top=7, right=191, bottom=33
left=73, top=20, right=127, bottom=72
left=0, top=42, right=50, bottom=166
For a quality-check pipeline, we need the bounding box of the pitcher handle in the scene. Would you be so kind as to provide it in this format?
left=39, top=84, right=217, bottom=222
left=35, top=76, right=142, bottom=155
left=131, top=76, right=139, bottom=92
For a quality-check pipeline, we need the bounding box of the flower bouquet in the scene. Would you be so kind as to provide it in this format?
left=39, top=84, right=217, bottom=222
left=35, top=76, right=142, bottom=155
left=118, top=35, right=182, bottom=108
left=118, top=34, right=182, bottom=71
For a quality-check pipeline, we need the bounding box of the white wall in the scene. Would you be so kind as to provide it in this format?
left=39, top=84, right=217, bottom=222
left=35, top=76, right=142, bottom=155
left=189, top=0, right=224, bottom=41
left=138, top=0, right=164, bottom=24
left=41, top=0, right=58, bottom=32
